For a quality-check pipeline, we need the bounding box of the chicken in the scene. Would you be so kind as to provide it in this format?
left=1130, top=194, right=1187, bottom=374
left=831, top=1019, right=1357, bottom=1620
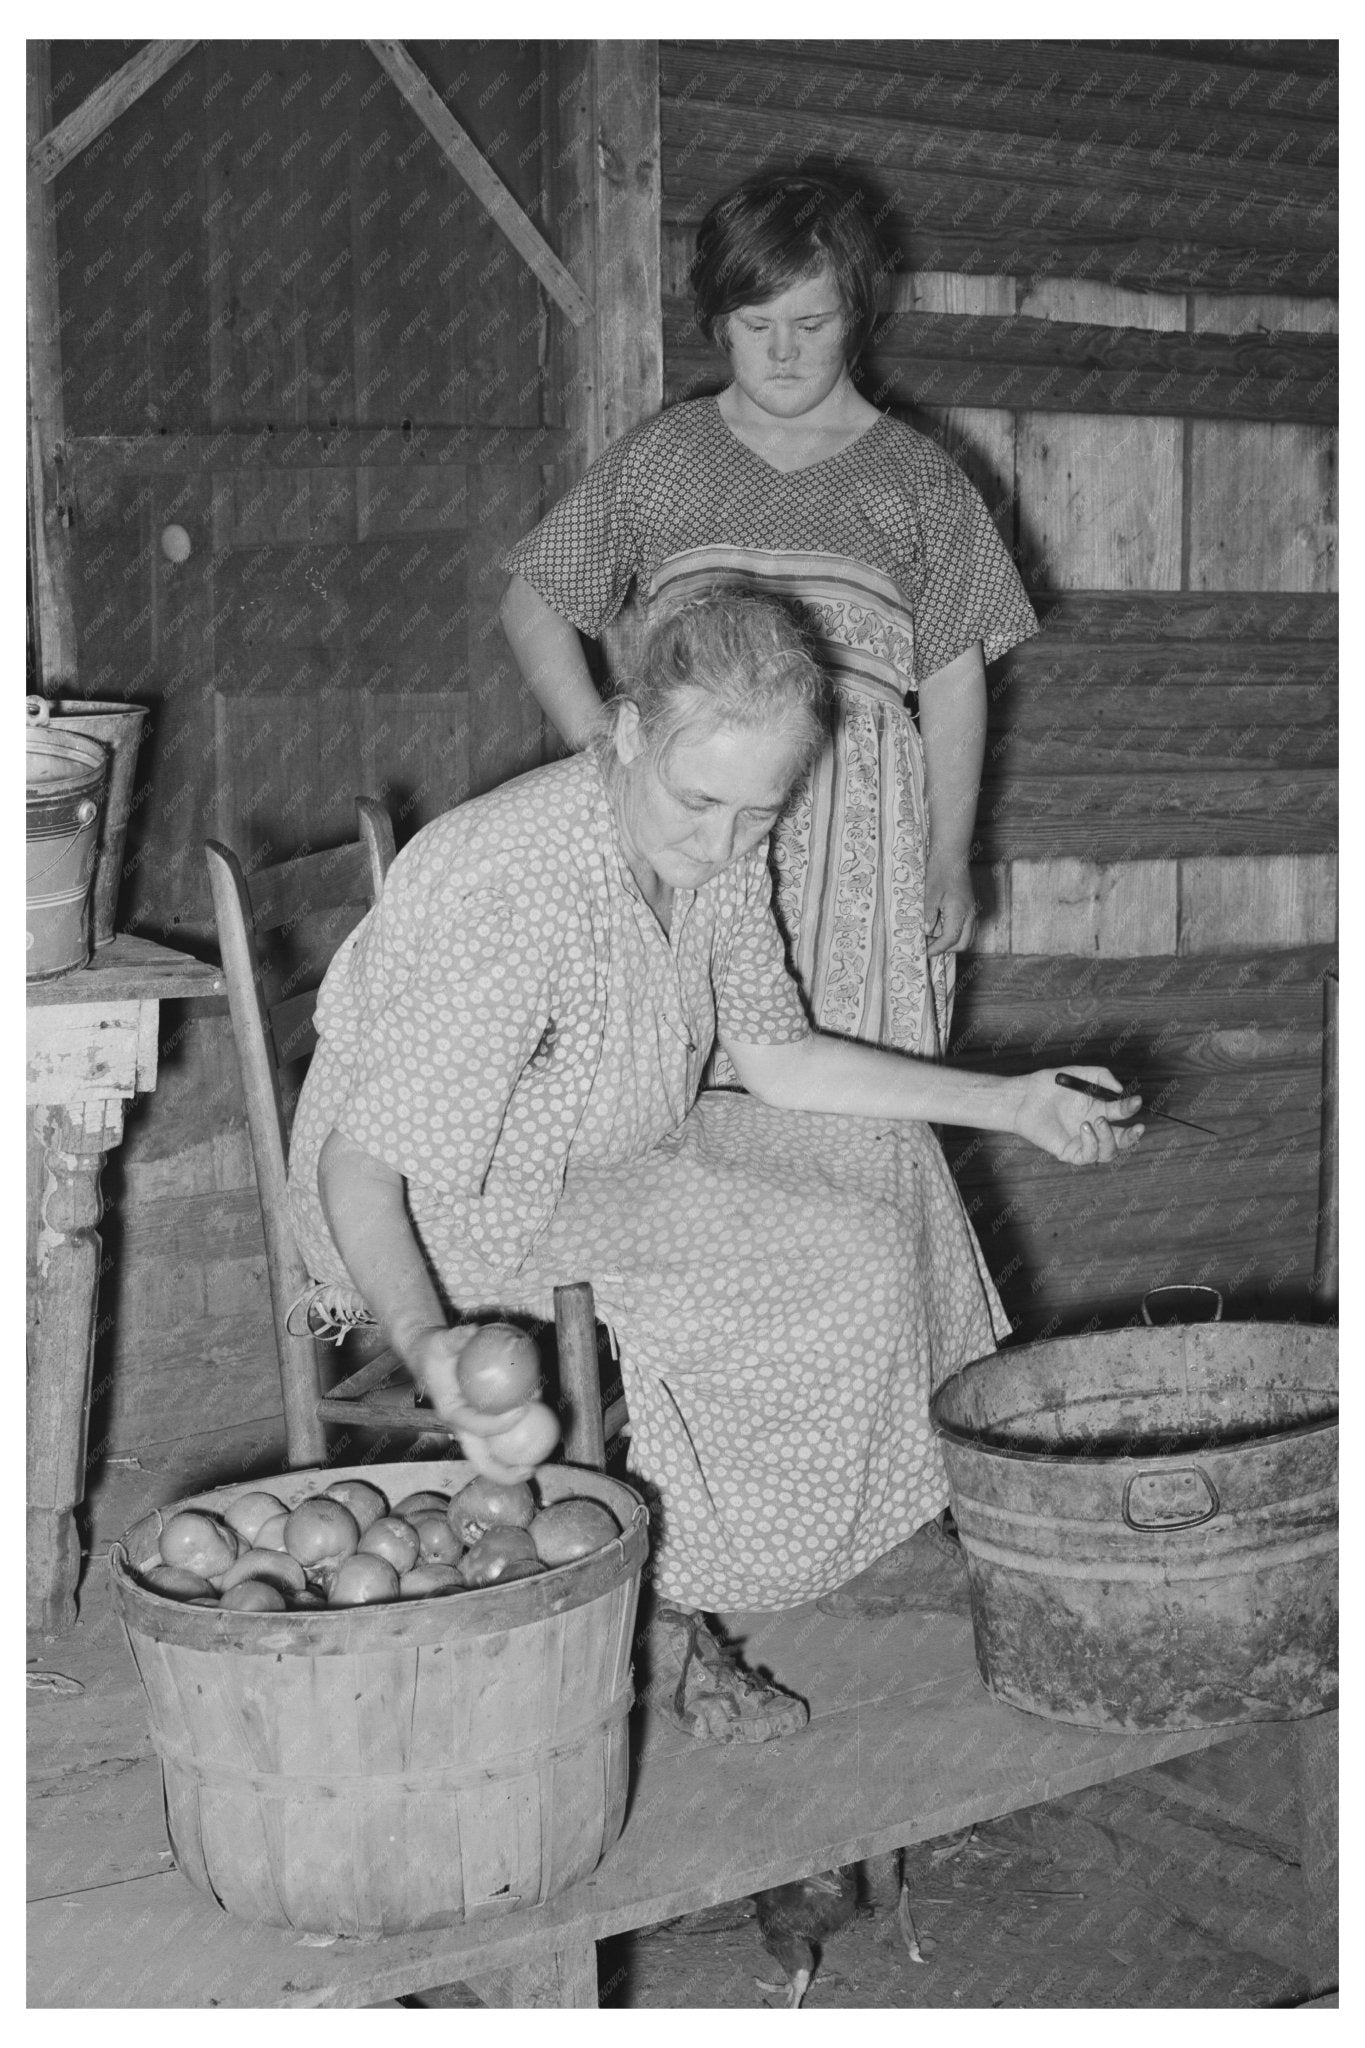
left=753, top=1865, right=858, bottom=2007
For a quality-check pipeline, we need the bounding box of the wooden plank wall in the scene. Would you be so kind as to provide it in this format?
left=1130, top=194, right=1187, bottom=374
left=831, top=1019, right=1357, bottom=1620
left=41, top=40, right=572, bottom=1521
left=658, top=39, right=1338, bottom=1337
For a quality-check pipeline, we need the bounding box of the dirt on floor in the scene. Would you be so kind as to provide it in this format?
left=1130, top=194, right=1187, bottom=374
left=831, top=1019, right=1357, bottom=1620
left=403, top=1719, right=1325, bottom=2010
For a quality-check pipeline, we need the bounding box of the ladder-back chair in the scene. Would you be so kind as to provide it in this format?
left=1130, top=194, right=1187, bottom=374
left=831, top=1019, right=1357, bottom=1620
left=205, top=799, right=617, bottom=1471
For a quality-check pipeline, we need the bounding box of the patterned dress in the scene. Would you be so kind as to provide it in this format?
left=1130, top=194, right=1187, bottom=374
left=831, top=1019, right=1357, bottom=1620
left=288, top=754, right=1009, bottom=1611
left=506, top=399, right=1038, bottom=1059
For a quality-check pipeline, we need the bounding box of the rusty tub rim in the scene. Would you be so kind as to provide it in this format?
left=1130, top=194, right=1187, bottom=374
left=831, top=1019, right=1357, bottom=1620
left=929, top=1328, right=1339, bottom=1467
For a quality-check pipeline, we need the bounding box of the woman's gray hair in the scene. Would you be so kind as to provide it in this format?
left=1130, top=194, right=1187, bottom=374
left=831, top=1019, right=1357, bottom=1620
left=595, top=583, right=831, bottom=781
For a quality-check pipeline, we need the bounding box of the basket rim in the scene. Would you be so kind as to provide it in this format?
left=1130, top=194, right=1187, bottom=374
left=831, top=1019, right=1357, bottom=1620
left=110, top=1456, right=649, bottom=1652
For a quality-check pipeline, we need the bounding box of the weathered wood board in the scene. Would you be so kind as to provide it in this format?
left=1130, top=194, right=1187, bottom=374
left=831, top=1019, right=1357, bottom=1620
left=945, top=947, right=1334, bottom=1333
left=28, top=1573, right=1246, bottom=2008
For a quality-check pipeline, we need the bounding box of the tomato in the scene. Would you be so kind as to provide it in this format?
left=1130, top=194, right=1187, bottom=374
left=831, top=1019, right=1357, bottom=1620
left=254, top=1511, right=292, bottom=1552
left=218, top=1579, right=287, bottom=1612
left=223, top=1491, right=288, bottom=1545
left=283, top=1497, right=360, bottom=1568
left=322, top=1479, right=389, bottom=1533
left=449, top=1474, right=536, bottom=1545
left=459, top=1527, right=542, bottom=1587
left=399, top=1563, right=464, bottom=1598
left=410, top=1511, right=463, bottom=1565
left=327, top=1553, right=402, bottom=1606
left=529, top=1499, right=620, bottom=1566
left=456, top=1322, right=541, bottom=1416
left=485, top=1400, right=560, bottom=1473
left=158, top=1511, right=238, bottom=1581
left=141, top=1563, right=217, bottom=1602
left=391, top=1490, right=450, bottom=1518
left=220, top=1548, right=308, bottom=1596
left=359, top=1514, right=422, bottom=1574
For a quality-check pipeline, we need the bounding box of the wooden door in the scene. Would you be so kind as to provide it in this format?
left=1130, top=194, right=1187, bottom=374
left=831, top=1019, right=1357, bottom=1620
left=50, top=40, right=565, bottom=943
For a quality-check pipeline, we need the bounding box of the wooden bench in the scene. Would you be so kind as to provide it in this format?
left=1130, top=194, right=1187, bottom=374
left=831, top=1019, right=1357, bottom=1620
left=26, top=1561, right=1336, bottom=2007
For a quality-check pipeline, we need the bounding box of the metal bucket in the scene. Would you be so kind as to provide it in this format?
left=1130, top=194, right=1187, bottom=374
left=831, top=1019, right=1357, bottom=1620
left=26, top=696, right=147, bottom=944
left=930, top=1302, right=1338, bottom=1732
left=26, top=710, right=109, bottom=980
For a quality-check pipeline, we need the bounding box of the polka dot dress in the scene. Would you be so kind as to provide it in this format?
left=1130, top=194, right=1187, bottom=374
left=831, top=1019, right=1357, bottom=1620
left=517, top=1095, right=1009, bottom=1611
left=506, top=400, right=1039, bottom=1063
left=288, top=752, right=1009, bottom=1614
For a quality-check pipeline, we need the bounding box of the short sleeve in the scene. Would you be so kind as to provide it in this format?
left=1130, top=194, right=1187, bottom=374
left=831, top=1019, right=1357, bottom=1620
left=503, top=428, right=647, bottom=634
left=323, top=876, right=553, bottom=1198
left=909, top=455, right=1039, bottom=681
left=714, top=852, right=810, bottom=1049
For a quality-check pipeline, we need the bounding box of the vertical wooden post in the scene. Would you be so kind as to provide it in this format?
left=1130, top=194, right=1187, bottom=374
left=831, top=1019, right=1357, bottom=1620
left=555, top=1282, right=606, bottom=1471
left=26, top=42, right=79, bottom=696
left=553, top=41, right=662, bottom=472
left=1312, top=966, right=1338, bottom=1320
left=548, top=42, right=661, bottom=692
left=465, top=1935, right=599, bottom=2007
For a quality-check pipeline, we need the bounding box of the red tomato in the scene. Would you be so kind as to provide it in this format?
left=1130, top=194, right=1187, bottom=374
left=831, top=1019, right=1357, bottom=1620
left=254, top=1512, right=291, bottom=1552
left=391, top=1490, right=450, bottom=1518
left=359, top=1515, right=422, bottom=1574
left=486, top=1400, right=560, bottom=1471
left=223, top=1491, right=288, bottom=1545
left=328, top=1553, right=401, bottom=1606
left=220, top=1548, right=308, bottom=1596
left=219, top=1580, right=287, bottom=1612
left=283, top=1497, right=360, bottom=1568
left=410, top=1511, right=463, bottom=1565
left=529, top=1499, right=621, bottom=1566
left=450, top=1474, right=537, bottom=1545
left=141, top=1563, right=217, bottom=1602
left=399, top=1563, right=464, bottom=1598
left=158, top=1511, right=238, bottom=1581
left=456, top=1323, right=541, bottom=1416
left=322, top=1479, right=389, bottom=1533
left=459, top=1527, right=542, bottom=1587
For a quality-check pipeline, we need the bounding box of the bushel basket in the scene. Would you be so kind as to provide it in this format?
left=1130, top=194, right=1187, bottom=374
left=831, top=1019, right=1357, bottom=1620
left=110, top=1457, right=648, bottom=1935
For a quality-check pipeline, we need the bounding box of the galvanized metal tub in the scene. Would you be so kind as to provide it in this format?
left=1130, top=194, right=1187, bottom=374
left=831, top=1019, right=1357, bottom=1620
left=930, top=1318, right=1337, bottom=1732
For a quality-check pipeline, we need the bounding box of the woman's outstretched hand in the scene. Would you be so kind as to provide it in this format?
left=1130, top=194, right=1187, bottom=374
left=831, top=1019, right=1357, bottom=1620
left=1014, top=1067, right=1144, bottom=1165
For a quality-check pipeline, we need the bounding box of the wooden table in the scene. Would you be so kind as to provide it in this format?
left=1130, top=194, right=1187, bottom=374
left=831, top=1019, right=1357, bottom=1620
left=25, top=1573, right=1337, bottom=2007
left=26, top=934, right=225, bottom=1636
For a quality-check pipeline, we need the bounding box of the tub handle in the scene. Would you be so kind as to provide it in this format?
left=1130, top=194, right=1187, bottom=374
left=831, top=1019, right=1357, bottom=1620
left=1141, top=1286, right=1223, bottom=1325
left=1123, top=1467, right=1220, bottom=1531
left=27, top=695, right=51, bottom=728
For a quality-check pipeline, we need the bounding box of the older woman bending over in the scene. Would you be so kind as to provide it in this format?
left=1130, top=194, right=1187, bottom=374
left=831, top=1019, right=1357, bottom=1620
left=287, top=589, right=1142, bottom=1742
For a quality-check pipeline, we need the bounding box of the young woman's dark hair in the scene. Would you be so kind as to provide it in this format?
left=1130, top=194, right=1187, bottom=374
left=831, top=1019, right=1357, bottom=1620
left=689, top=172, right=886, bottom=366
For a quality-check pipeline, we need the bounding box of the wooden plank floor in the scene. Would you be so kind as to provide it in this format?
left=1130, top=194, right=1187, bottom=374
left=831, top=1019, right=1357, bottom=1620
left=28, top=1560, right=1267, bottom=2009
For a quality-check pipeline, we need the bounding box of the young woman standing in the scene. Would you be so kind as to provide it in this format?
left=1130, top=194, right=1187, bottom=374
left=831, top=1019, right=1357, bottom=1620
left=501, top=171, right=1038, bottom=1063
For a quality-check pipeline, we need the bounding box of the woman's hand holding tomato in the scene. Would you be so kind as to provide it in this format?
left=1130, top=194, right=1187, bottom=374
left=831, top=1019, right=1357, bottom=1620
left=406, top=1323, right=561, bottom=1482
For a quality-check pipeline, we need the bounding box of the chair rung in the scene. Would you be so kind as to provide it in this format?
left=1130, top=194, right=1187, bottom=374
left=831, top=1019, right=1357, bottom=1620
left=604, top=1396, right=629, bottom=1442
left=315, top=1388, right=443, bottom=1431
left=326, top=1348, right=408, bottom=1401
